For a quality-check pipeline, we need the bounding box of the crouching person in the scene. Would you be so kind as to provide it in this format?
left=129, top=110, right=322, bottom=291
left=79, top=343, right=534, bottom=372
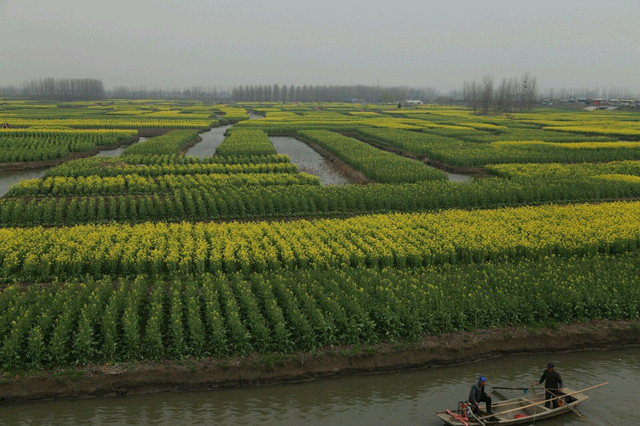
left=469, top=376, right=492, bottom=414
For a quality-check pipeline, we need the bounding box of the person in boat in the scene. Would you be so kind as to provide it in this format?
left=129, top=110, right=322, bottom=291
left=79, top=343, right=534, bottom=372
left=539, top=363, right=563, bottom=408
left=469, top=376, right=492, bottom=414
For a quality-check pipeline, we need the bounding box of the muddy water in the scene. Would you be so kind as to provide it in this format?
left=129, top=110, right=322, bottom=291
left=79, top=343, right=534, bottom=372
left=1, top=347, right=636, bottom=425
left=0, top=169, right=47, bottom=197
left=185, top=125, right=231, bottom=158
left=0, top=140, right=152, bottom=197
left=270, top=136, right=350, bottom=185
left=94, top=137, right=147, bottom=157
left=447, top=172, right=473, bottom=183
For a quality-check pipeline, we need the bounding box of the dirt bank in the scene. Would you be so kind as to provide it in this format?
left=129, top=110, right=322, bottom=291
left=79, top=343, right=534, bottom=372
left=1, top=319, right=638, bottom=404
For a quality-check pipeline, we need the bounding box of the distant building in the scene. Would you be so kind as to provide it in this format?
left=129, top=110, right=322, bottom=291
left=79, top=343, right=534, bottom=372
left=404, top=100, right=423, bottom=107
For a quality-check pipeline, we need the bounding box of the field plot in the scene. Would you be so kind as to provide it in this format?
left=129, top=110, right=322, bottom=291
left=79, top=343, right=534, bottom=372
left=0, top=129, right=137, bottom=164
left=1, top=101, right=640, bottom=376
left=0, top=100, right=218, bottom=131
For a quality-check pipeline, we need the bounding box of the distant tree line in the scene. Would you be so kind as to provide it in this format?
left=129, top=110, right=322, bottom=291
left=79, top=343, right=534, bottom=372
left=542, top=87, right=640, bottom=101
left=462, top=73, right=538, bottom=114
left=108, top=86, right=229, bottom=101
left=230, top=84, right=440, bottom=103
left=18, top=78, right=106, bottom=101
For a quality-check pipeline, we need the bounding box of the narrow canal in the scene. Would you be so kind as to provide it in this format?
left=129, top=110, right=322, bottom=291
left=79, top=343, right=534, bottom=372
left=94, top=137, right=147, bottom=157
left=0, top=137, right=148, bottom=196
left=0, top=169, right=48, bottom=197
left=1, top=347, right=636, bottom=425
left=447, top=172, right=473, bottom=183
left=185, top=125, right=231, bottom=158
left=270, top=136, right=350, bottom=185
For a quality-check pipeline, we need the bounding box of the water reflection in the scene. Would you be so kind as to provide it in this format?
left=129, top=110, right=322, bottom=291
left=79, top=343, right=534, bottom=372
left=270, top=136, right=350, bottom=185
left=0, top=169, right=47, bottom=197
left=447, top=172, right=473, bottom=183
left=185, top=126, right=231, bottom=158
left=95, top=137, right=147, bottom=157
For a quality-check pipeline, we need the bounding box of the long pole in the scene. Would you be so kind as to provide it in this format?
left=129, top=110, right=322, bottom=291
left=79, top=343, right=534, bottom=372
left=531, top=382, right=596, bottom=426
left=479, top=382, right=609, bottom=419
left=492, top=386, right=528, bottom=391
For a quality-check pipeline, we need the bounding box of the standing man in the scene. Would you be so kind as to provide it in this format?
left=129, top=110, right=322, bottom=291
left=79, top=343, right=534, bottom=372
left=469, top=376, right=492, bottom=414
left=539, top=363, right=563, bottom=408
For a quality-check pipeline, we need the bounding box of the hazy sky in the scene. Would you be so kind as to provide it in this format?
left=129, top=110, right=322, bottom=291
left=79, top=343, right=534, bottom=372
left=1, top=0, right=639, bottom=91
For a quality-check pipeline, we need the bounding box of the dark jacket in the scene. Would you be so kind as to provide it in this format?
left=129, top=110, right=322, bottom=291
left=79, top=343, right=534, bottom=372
left=539, top=369, right=563, bottom=390
left=469, top=382, right=487, bottom=404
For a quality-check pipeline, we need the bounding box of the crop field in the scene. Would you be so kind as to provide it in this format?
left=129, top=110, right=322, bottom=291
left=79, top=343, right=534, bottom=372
left=1, top=100, right=640, bottom=371
left=0, top=129, right=137, bottom=163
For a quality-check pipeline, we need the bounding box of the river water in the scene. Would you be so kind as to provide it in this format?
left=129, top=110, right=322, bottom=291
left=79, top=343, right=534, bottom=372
left=185, top=126, right=231, bottom=158
left=447, top=172, right=473, bottom=183
left=94, top=137, right=147, bottom=157
left=0, top=169, right=48, bottom=197
left=0, top=138, right=148, bottom=197
left=270, top=136, right=350, bottom=185
left=1, top=347, right=636, bottom=425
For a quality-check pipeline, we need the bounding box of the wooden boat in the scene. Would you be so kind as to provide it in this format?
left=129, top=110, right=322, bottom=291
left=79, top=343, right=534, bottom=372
left=435, top=386, right=592, bottom=425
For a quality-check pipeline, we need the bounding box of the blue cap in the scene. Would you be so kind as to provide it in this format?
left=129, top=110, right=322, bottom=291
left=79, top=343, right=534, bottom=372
left=479, top=376, right=486, bottom=383
left=547, top=363, right=554, bottom=369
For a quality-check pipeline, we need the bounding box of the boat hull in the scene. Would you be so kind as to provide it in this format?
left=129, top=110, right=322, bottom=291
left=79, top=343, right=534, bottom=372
left=435, top=388, right=588, bottom=425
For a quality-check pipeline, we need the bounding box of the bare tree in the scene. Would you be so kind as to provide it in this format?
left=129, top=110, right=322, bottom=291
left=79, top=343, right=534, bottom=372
left=480, top=75, right=494, bottom=115
left=462, top=73, right=538, bottom=114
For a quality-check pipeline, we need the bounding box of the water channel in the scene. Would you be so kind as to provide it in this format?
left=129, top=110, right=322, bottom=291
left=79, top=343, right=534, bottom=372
left=0, top=347, right=636, bottom=425
left=270, top=136, right=350, bottom=185
left=94, top=137, right=147, bottom=157
left=184, top=125, right=231, bottom=158
left=447, top=172, right=473, bottom=183
left=0, top=137, right=148, bottom=197
left=0, top=169, right=48, bottom=197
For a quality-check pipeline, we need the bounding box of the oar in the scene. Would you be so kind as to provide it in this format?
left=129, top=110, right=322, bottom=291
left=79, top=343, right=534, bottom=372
left=478, top=382, right=609, bottom=420
left=493, top=386, right=528, bottom=392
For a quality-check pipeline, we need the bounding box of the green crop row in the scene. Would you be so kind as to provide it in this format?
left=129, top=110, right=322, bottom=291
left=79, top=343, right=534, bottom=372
left=121, top=153, right=291, bottom=166
left=427, top=127, right=616, bottom=144
left=122, top=130, right=200, bottom=156
left=298, top=130, right=447, bottom=183
left=1, top=201, right=640, bottom=282
left=0, top=130, right=137, bottom=163
left=215, top=129, right=277, bottom=157
left=45, top=157, right=298, bottom=178
left=0, top=118, right=216, bottom=130
left=357, top=128, right=640, bottom=167
left=6, top=173, right=320, bottom=197
left=486, top=160, right=640, bottom=181
left=4, top=174, right=640, bottom=227
left=1, top=254, right=639, bottom=370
